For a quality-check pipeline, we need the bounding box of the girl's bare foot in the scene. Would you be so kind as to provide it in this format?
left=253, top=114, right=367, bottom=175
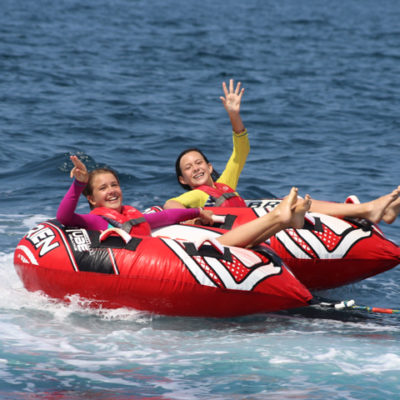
left=382, top=187, right=400, bottom=224
left=366, top=187, right=400, bottom=224
left=291, top=194, right=312, bottom=229
left=274, top=187, right=299, bottom=227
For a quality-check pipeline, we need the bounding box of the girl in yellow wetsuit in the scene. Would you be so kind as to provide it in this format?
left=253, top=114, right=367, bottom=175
left=164, top=79, right=400, bottom=224
left=164, top=79, right=249, bottom=209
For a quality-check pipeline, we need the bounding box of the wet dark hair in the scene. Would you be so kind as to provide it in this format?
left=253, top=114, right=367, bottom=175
left=175, top=148, right=219, bottom=190
left=82, top=168, right=120, bottom=210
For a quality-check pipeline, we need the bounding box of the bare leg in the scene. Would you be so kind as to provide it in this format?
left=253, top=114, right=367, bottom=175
left=309, top=187, right=400, bottom=224
left=217, top=188, right=311, bottom=248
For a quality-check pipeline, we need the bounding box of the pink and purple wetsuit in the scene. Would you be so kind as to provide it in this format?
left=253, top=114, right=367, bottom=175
left=56, top=180, right=201, bottom=232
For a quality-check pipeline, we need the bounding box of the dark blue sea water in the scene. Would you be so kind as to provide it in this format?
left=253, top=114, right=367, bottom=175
left=1, top=0, right=400, bottom=398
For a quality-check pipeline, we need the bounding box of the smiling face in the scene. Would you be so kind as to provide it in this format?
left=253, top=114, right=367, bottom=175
left=86, top=172, right=123, bottom=212
left=178, top=151, right=214, bottom=189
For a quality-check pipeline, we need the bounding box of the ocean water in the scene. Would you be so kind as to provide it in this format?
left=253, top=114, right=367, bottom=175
left=1, top=0, right=400, bottom=398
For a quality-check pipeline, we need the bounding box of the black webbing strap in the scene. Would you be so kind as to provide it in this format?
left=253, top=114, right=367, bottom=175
left=121, top=217, right=146, bottom=233
left=102, top=216, right=146, bottom=234
left=304, top=216, right=323, bottom=232
left=89, top=231, right=142, bottom=251
left=183, top=242, right=233, bottom=262
left=343, top=217, right=373, bottom=231
left=213, top=192, right=238, bottom=207
left=218, top=214, right=237, bottom=230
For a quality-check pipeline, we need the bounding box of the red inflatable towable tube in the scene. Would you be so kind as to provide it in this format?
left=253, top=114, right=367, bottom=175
left=13, top=220, right=312, bottom=317
left=203, top=200, right=400, bottom=290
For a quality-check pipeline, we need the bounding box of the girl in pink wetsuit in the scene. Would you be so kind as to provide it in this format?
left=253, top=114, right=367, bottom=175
left=57, top=157, right=214, bottom=232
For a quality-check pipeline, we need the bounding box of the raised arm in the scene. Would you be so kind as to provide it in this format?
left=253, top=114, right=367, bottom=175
left=69, top=155, right=89, bottom=183
left=217, top=80, right=249, bottom=190
left=56, top=156, right=107, bottom=230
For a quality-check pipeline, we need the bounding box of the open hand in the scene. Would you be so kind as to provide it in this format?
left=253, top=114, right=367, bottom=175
left=220, top=79, right=245, bottom=115
left=69, top=155, right=89, bottom=183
